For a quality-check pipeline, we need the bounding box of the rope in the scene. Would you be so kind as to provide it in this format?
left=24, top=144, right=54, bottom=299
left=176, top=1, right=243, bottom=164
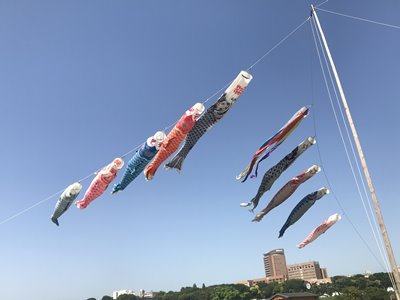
left=317, top=7, right=400, bottom=30
left=310, top=16, right=392, bottom=274
left=162, top=81, right=232, bottom=132
left=309, top=18, right=385, bottom=269
left=310, top=16, right=388, bottom=266
left=319, top=20, right=398, bottom=289
left=310, top=16, right=395, bottom=279
left=159, top=17, right=311, bottom=135
left=247, top=17, right=310, bottom=71
left=0, top=18, right=310, bottom=227
left=310, top=17, right=396, bottom=286
left=120, top=144, right=143, bottom=159
left=0, top=190, right=66, bottom=226
left=315, top=0, right=329, bottom=9
left=314, top=12, right=400, bottom=292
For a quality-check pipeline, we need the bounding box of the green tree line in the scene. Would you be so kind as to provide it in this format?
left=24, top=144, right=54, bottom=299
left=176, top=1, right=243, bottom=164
left=89, top=272, right=394, bottom=300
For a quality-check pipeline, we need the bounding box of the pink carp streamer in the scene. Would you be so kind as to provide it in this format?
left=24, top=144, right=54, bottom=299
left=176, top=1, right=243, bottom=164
left=252, top=165, right=320, bottom=222
left=144, top=103, right=204, bottom=181
left=297, top=213, right=341, bottom=249
left=236, top=106, right=310, bottom=182
left=76, top=158, right=124, bottom=209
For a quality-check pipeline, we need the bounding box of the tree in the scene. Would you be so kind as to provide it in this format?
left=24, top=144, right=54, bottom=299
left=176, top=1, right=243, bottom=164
left=202, top=283, right=206, bottom=289
left=342, top=286, right=363, bottom=300
left=354, top=277, right=368, bottom=290
left=117, top=294, right=138, bottom=300
left=86, top=298, right=96, bottom=300
left=281, top=279, right=306, bottom=293
left=249, top=285, right=261, bottom=299
left=211, top=286, right=241, bottom=300
left=368, top=272, right=392, bottom=289
left=258, top=282, right=281, bottom=298
left=363, top=287, right=391, bottom=300
left=332, top=276, right=353, bottom=290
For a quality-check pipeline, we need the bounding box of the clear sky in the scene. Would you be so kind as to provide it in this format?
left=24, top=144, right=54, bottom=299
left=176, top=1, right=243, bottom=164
left=0, top=1, right=399, bottom=299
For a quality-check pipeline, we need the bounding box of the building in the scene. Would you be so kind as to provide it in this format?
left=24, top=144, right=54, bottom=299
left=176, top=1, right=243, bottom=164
left=266, top=292, right=319, bottom=300
left=321, top=268, right=329, bottom=279
left=236, top=249, right=330, bottom=287
left=236, top=275, right=287, bottom=287
left=138, top=289, right=157, bottom=298
left=263, top=249, right=288, bottom=278
left=287, top=261, right=327, bottom=282
left=112, top=289, right=135, bottom=299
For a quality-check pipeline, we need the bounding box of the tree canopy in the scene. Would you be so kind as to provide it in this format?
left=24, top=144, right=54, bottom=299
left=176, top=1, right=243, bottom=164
left=90, top=272, right=394, bottom=300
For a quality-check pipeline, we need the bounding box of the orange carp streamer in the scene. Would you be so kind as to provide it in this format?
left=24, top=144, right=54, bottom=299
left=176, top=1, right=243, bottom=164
left=144, top=103, right=204, bottom=180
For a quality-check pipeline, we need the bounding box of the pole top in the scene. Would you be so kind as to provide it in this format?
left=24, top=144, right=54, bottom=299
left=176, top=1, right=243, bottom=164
left=310, top=4, right=315, bottom=17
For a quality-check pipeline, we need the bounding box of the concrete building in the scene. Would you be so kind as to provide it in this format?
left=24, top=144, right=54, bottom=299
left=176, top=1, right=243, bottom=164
left=287, top=261, right=325, bottom=282
left=236, top=275, right=287, bottom=287
left=138, top=289, right=157, bottom=298
left=321, top=268, right=329, bottom=279
left=236, top=249, right=330, bottom=287
left=112, top=289, right=135, bottom=299
left=263, top=249, right=288, bottom=278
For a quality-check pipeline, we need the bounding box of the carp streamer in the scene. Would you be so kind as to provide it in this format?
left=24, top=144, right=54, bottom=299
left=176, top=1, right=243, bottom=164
left=165, top=71, right=252, bottom=172
left=237, top=106, right=310, bottom=182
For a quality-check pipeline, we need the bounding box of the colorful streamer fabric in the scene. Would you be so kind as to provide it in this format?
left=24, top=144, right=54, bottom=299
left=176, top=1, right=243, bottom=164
left=165, top=71, right=252, bottom=172
left=240, top=136, right=316, bottom=212
left=252, top=165, right=320, bottom=222
left=51, top=182, right=82, bottom=226
left=297, top=213, right=341, bottom=249
left=76, top=158, right=124, bottom=209
left=278, top=187, right=329, bottom=238
left=144, top=103, right=205, bottom=181
left=112, top=131, right=166, bottom=194
left=236, top=106, right=310, bottom=182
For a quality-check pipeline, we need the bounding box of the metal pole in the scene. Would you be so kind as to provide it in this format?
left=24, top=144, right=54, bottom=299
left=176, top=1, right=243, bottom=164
left=311, top=5, right=400, bottom=299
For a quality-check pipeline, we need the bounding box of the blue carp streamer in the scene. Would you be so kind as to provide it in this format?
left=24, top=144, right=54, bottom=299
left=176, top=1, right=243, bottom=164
left=112, top=131, right=166, bottom=194
left=279, top=187, right=329, bottom=238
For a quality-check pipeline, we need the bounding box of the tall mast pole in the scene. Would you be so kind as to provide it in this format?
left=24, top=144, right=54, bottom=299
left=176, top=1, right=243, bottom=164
left=311, top=5, right=400, bottom=299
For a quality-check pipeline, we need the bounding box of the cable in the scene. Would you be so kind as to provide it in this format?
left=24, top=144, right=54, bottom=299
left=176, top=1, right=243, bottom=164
left=310, top=16, right=394, bottom=278
left=310, top=14, right=390, bottom=266
left=316, top=8, right=400, bottom=30
left=309, top=18, right=389, bottom=272
left=315, top=0, right=329, bottom=9
left=318, top=19, right=399, bottom=291
left=247, top=17, right=310, bottom=71
left=162, top=17, right=311, bottom=134
left=0, top=190, right=65, bottom=226
left=310, top=17, right=399, bottom=293
left=310, top=15, right=397, bottom=282
left=0, top=17, right=310, bottom=227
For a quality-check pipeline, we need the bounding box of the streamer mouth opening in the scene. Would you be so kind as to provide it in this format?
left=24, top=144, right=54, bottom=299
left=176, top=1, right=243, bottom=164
left=310, top=165, right=321, bottom=173
left=240, top=70, right=252, bottom=80
left=113, top=158, right=124, bottom=169
left=308, top=136, right=317, bottom=144
left=189, top=103, right=205, bottom=120
left=148, top=131, right=166, bottom=149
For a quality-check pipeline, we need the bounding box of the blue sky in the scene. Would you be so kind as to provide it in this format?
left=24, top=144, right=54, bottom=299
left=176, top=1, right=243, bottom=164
left=0, top=1, right=399, bottom=299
